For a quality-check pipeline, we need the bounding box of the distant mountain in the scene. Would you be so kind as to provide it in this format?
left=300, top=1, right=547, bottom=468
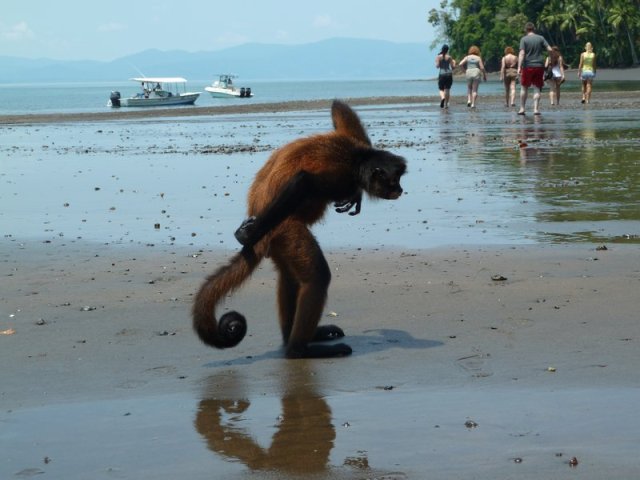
left=0, top=38, right=433, bottom=83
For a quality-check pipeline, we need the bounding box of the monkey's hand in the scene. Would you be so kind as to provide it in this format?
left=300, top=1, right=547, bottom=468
left=234, top=216, right=259, bottom=246
left=334, top=191, right=362, bottom=216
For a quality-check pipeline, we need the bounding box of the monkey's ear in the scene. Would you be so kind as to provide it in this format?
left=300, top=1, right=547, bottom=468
left=331, top=100, right=372, bottom=146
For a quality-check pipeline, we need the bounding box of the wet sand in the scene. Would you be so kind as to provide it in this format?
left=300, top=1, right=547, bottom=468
left=1, top=239, right=639, bottom=478
left=2, top=72, right=640, bottom=478
left=2, top=89, right=640, bottom=125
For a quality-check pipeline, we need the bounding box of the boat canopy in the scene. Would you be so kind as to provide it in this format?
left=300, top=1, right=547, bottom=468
left=130, top=77, right=188, bottom=84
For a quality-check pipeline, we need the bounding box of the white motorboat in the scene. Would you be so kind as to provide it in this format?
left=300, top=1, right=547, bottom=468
left=109, top=77, right=201, bottom=107
left=204, top=74, right=253, bottom=98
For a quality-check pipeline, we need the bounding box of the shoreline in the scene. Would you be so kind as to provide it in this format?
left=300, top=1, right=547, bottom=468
left=0, top=96, right=428, bottom=125
left=1, top=67, right=638, bottom=125
left=2, top=90, right=640, bottom=125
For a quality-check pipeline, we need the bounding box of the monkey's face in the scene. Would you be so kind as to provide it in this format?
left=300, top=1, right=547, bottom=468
left=365, top=152, right=406, bottom=200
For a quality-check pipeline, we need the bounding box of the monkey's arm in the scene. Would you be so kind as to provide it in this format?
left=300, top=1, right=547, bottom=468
left=235, top=170, right=317, bottom=247
left=334, top=190, right=362, bottom=216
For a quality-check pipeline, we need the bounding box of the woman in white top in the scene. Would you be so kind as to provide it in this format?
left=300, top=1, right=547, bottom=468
left=458, top=45, right=487, bottom=109
left=544, top=46, right=565, bottom=105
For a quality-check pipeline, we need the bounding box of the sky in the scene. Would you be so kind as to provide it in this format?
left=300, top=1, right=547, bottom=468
left=1, top=0, right=442, bottom=61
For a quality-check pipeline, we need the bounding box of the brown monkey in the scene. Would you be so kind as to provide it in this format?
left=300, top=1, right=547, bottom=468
left=192, top=100, right=406, bottom=358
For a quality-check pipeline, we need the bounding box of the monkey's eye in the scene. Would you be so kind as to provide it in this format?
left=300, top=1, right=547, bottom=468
left=372, top=168, right=387, bottom=179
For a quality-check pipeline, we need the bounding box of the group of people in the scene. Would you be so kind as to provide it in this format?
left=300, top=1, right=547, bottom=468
left=435, top=22, right=597, bottom=114
left=436, top=44, right=488, bottom=109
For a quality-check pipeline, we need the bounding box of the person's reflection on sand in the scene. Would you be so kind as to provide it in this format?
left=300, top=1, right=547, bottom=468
left=195, top=367, right=334, bottom=475
left=517, top=114, right=551, bottom=164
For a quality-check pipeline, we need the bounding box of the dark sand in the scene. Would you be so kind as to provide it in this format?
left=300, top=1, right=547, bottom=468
left=2, top=70, right=640, bottom=479
left=2, top=240, right=639, bottom=479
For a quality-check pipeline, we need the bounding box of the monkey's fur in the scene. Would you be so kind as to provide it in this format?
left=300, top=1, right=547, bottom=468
left=192, top=100, right=406, bottom=358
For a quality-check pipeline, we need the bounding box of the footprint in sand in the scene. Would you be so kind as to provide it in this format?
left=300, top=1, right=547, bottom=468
left=456, top=352, right=493, bottom=378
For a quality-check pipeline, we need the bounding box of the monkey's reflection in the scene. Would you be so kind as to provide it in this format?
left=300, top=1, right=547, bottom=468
left=195, top=366, right=334, bottom=475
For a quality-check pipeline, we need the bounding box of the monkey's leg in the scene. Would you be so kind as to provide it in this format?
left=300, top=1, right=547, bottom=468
left=274, top=246, right=345, bottom=346
left=274, top=262, right=298, bottom=344
left=235, top=171, right=317, bottom=247
left=273, top=228, right=352, bottom=359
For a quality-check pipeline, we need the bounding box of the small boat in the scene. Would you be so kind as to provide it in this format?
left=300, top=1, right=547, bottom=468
left=205, top=74, right=253, bottom=98
left=109, top=77, right=201, bottom=107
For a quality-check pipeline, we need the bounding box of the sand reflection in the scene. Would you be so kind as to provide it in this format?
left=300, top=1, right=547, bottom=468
left=195, top=366, right=335, bottom=476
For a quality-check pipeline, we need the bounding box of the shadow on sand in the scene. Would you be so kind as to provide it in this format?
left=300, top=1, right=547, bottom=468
left=202, top=328, right=443, bottom=368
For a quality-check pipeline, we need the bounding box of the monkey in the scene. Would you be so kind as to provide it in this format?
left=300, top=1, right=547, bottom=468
left=192, top=100, right=406, bottom=359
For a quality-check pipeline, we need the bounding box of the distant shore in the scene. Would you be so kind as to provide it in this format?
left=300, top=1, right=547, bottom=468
left=1, top=67, right=638, bottom=125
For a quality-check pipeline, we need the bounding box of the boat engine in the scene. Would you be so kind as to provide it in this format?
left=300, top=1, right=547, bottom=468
left=245, top=87, right=251, bottom=97
left=240, top=87, right=246, bottom=97
left=109, top=91, right=121, bottom=107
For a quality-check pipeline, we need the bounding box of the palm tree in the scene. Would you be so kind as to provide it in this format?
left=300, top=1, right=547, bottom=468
left=607, top=1, right=640, bottom=65
left=540, top=0, right=569, bottom=47
left=429, top=0, right=640, bottom=67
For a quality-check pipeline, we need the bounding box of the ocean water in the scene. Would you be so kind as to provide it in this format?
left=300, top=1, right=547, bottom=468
left=2, top=78, right=639, bottom=116
left=0, top=78, right=503, bottom=115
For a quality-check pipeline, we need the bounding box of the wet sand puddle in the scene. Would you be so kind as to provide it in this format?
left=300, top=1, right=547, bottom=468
left=1, top=100, right=639, bottom=249
left=3, top=380, right=639, bottom=479
left=2, top=98, right=640, bottom=479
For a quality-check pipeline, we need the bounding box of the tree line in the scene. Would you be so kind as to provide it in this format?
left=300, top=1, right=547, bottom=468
left=428, top=0, right=640, bottom=71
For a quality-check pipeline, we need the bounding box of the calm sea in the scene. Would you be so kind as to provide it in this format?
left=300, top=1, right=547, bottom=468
left=0, top=78, right=501, bottom=115
left=2, top=78, right=639, bottom=116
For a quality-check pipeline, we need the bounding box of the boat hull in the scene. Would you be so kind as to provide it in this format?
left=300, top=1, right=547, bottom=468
left=119, top=92, right=200, bottom=107
left=205, top=86, right=253, bottom=98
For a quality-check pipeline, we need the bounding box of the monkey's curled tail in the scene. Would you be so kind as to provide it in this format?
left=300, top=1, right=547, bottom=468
left=192, top=247, right=263, bottom=349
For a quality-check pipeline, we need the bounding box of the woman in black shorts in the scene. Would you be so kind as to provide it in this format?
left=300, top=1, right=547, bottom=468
left=435, top=44, right=456, bottom=109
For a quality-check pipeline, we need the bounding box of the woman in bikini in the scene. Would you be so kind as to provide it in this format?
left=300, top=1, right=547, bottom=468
left=500, top=46, right=518, bottom=107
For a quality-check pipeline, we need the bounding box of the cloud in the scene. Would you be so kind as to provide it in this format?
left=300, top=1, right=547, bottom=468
left=98, top=22, right=127, bottom=33
left=3, top=21, right=35, bottom=41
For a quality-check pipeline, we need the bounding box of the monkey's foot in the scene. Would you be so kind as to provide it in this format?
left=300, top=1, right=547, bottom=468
left=286, top=342, right=353, bottom=359
left=234, top=216, right=258, bottom=246
left=313, top=324, right=345, bottom=342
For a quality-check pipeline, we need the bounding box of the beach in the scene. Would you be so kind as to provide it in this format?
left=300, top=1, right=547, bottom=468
left=2, top=73, right=640, bottom=479
left=2, top=240, right=639, bottom=479
left=1, top=67, right=639, bottom=125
